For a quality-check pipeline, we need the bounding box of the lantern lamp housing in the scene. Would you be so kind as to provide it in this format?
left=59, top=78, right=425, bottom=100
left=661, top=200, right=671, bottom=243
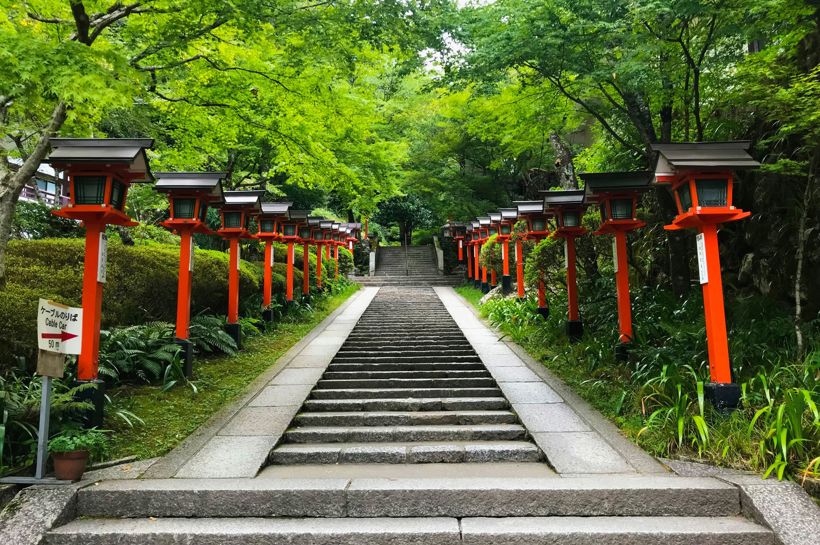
left=155, top=172, right=226, bottom=233
left=47, top=138, right=155, bottom=227
left=580, top=171, right=652, bottom=235
left=256, top=201, right=292, bottom=240
left=280, top=209, right=308, bottom=241
left=650, top=142, right=759, bottom=230
left=218, top=190, right=264, bottom=236
left=541, top=190, right=588, bottom=236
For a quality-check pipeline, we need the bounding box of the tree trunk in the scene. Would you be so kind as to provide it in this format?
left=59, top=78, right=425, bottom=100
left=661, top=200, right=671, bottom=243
left=549, top=133, right=578, bottom=189
left=0, top=101, right=67, bottom=288
left=793, top=162, right=815, bottom=358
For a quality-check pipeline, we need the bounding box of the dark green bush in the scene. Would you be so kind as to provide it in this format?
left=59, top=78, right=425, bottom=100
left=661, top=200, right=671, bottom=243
left=0, top=239, right=263, bottom=372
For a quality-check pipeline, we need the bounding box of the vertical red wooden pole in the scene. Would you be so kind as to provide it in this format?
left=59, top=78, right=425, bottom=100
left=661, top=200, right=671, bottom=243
left=466, top=244, right=473, bottom=280
left=263, top=241, right=273, bottom=308
left=537, top=278, right=547, bottom=310
left=316, top=243, right=323, bottom=288
left=566, top=237, right=580, bottom=322
left=613, top=230, right=632, bottom=344
left=334, top=245, right=340, bottom=279
left=516, top=239, right=525, bottom=299
left=175, top=228, right=194, bottom=340
left=700, top=224, right=733, bottom=384
left=303, top=242, right=311, bottom=295
left=286, top=242, right=294, bottom=301
left=325, top=244, right=330, bottom=260
left=78, top=221, right=104, bottom=381
left=501, top=239, right=511, bottom=292
left=490, top=269, right=497, bottom=286
left=227, top=237, right=240, bottom=324
left=474, top=245, right=480, bottom=283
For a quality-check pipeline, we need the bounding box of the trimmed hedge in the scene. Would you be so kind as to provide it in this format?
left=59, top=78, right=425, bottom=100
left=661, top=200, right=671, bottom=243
left=1, top=239, right=261, bottom=371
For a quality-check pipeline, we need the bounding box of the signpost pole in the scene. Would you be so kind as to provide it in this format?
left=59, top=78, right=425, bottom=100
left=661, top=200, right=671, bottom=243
left=34, top=375, right=52, bottom=480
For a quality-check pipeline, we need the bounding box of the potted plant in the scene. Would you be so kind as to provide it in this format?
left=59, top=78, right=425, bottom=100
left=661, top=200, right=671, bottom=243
left=48, top=428, right=109, bottom=481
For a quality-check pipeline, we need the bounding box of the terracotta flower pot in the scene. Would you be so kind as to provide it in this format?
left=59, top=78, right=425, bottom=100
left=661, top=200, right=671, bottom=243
left=51, top=449, right=89, bottom=481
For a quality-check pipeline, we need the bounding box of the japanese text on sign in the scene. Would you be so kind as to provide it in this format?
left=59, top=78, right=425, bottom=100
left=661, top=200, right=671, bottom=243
left=37, top=299, right=82, bottom=355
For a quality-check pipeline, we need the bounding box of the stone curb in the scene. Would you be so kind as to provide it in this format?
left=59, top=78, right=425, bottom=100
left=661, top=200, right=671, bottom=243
left=143, top=287, right=377, bottom=479
left=438, top=286, right=667, bottom=475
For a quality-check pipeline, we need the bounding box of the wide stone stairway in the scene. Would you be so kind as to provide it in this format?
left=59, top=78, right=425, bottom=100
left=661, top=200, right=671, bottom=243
left=357, top=244, right=463, bottom=286
left=269, top=287, right=541, bottom=464
left=42, top=286, right=777, bottom=544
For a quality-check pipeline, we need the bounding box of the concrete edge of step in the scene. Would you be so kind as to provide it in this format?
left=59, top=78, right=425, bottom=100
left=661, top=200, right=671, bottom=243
left=141, top=286, right=379, bottom=480
left=436, top=286, right=667, bottom=476
left=662, top=458, right=820, bottom=545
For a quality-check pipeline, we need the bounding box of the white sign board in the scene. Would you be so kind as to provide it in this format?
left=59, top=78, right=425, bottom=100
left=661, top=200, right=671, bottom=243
left=696, top=233, right=709, bottom=284
left=97, top=233, right=107, bottom=283
left=270, top=245, right=275, bottom=267
left=612, top=238, right=619, bottom=273
left=37, top=299, right=82, bottom=355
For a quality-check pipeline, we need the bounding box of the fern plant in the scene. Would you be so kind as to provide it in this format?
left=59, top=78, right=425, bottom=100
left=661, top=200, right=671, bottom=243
left=189, top=315, right=238, bottom=355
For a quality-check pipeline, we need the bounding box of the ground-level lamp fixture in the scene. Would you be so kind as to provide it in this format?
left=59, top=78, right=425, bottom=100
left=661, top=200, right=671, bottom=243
left=477, top=216, right=492, bottom=293
left=496, top=209, right=518, bottom=294
left=216, top=190, right=264, bottom=348
left=514, top=201, right=553, bottom=317
left=46, top=138, right=153, bottom=424
left=542, top=189, right=587, bottom=341
left=651, top=141, right=760, bottom=410
left=155, top=172, right=225, bottom=375
left=256, top=201, right=291, bottom=323
left=582, top=172, right=652, bottom=360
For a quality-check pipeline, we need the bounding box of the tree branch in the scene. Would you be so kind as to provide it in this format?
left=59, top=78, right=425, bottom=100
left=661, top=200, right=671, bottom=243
left=69, top=0, right=91, bottom=44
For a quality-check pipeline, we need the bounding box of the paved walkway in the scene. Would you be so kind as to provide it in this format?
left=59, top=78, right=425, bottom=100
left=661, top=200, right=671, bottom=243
left=16, top=285, right=818, bottom=544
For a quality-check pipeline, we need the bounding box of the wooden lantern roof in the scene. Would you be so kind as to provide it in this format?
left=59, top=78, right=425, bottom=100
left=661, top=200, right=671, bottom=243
left=488, top=212, right=502, bottom=223
left=651, top=141, right=759, bottom=182
left=478, top=217, right=491, bottom=226
left=581, top=171, right=653, bottom=201
left=154, top=172, right=225, bottom=201
left=320, top=220, right=334, bottom=230
left=287, top=209, right=309, bottom=221
left=221, top=190, right=264, bottom=212
left=307, top=216, right=324, bottom=227
left=541, top=189, right=586, bottom=208
left=515, top=200, right=546, bottom=216
left=260, top=201, right=292, bottom=216
left=47, top=138, right=154, bottom=181
left=499, top=208, right=518, bottom=221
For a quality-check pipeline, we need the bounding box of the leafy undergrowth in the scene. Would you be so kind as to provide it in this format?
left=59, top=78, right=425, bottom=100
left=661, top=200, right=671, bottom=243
left=106, top=284, right=359, bottom=460
left=454, top=284, right=820, bottom=486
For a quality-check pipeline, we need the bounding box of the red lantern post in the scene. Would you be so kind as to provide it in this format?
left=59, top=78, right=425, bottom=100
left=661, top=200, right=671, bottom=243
left=582, top=172, right=653, bottom=359
left=47, top=139, right=153, bottom=390
left=651, top=142, right=760, bottom=409
left=496, top=208, right=518, bottom=294
left=543, top=190, right=588, bottom=341
left=216, top=190, right=264, bottom=348
left=155, top=172, right=225, bottom=374
left=256, top=201, right=291, bottom=323
left=465, top=226, right=474, bottom=283
left=514, top=201, right=552, bottom=315
left=280, top=210, right=308, bottom=303
left=471, top=220, right=482, bottom=289
left=477, top=217, right=492, bottom=293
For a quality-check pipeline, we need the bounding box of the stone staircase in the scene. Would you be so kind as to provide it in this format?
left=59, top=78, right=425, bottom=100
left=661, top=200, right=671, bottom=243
left=43, top=287, right=776, bottom=544
left=268, top=287, right=540, bottom=463
left=356, top=245, right=463, bottom=286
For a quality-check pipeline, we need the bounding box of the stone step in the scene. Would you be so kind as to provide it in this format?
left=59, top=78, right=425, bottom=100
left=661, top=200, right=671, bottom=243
left=310, top=388, right=502, bottom=399
left=72, top=476, right=742, bottom=518
left=49, top=516, right=772, bottom=545
left=270, top=441, right=543, bottom=464
left=333, top=350, right=479, bottom=359
left=331, top=355, right=482, bottom=364
left=283, top=424, right=527, bottom=443
left=316, top=377, right=496, bottom=389
left=292, top=410, right=517, bottom=426
left=322, top=370, right=490, bottom=380
left=327, top=362, right=488, bottom=372
left=302, top=397, right=510, bottom=412
left=337, top=343, right=475, bottom=351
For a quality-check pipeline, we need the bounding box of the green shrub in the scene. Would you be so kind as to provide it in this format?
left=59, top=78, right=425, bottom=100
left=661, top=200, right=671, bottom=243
left=0, top=239, right=262, bottom=372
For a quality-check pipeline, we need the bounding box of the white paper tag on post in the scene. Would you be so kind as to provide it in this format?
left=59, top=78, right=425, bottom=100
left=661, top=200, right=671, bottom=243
left=189, top=237, right=195, bottom=272
left=564, top=240, right=568, bottom=269
left=612, top=238, right=618, bottom=273
left=97, top=233, right=107, bottom=283
left=270, top=245, right=275, bottom=267
left=696, top=232, right=708, bottom=284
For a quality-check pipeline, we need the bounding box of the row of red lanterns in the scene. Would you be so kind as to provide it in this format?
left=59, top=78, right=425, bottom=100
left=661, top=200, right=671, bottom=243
left=443, top=142, right=759, bottom=410
left=45, top=139, right=361, bottom=383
